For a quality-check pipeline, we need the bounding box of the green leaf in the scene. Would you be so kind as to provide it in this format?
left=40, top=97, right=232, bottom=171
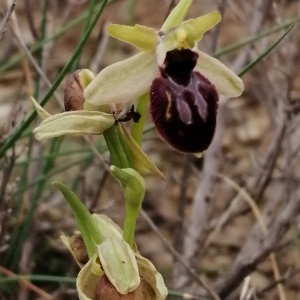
left=238, top=25, right=294, bottom=77
left=53, top=182, right=104, bottom=258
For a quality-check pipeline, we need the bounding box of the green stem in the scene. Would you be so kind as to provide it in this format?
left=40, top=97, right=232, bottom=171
left=5, top=0, right=49, bottom=268
left=73, top=0, right=97, bottom=70
left=110, top=166, right=145, bottom=248
left=131, top=93, right=149, bottom=146
left=104, top=124, right=133, bottom=169
left=123, top=206, right=140, bottom=247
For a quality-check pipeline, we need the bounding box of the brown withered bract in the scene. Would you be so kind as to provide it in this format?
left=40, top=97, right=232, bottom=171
left=64, top=69, right=86, bottom=111
left=70, top=233, right=89, bottom=265
left=150, top=49, right=218, bottom=153
left=94, top=275, right=155, bottom=300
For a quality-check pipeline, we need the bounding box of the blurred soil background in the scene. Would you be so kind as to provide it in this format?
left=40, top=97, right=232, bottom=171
left=0, top=0, right=300, bottom=299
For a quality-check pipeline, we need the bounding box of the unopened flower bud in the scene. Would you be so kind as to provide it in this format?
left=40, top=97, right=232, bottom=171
left=94, top=275, right=155, bottom=300
left=71, top=233, right=89, bottom=265
left=64, top=69, right=95, bottom=111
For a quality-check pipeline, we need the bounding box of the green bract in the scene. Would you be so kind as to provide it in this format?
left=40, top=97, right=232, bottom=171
left=84, top=0, right=244, bottom=107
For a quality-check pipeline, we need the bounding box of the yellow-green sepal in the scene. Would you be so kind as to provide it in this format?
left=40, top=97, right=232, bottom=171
left=107, top=24, right=158, bottom=51
left=195, top=49, right=244, bottom=97
left=161, top=0, right=193, bottom=32
left=84, top=51, right=157, bottom=106
left=97, top=238, right=140, bottom=294
left=77, top=256, right=101, bottom=300
left=33, top=110, right=115, bottom=140
left=180, top=11, right=221, bottom=42
left=136, top=254, right=168, bottom=300
left=92, top=214, right=123, bottom=241
left=30, top=96, right=51, bottom=120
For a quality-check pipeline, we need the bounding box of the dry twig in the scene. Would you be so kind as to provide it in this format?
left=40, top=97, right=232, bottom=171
left=214, top=189, right=300, bottom=298
left=0, top=0, right=16, bottom=41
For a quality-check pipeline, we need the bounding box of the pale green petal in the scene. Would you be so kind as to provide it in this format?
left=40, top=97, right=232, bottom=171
left=108, top=24, right=158, bottom=51
left=196, top=50, right=244, bottom=97
left=119, top=124, right=165, bottom=180
left=30, top=96, right=52, bottom=120
left=33, top=111, right=115, bottom=140
left=161, top=0, right=193, bottom=32
left=92, top=214, right=123, bottom=241
left=98, top=238, right=140, bottom=294
left=181, top=11, right=221, bottom=42
left=84, top=51, right=157, bottom=106
left=136, top=254, right=168, bottom=300
left=77, top=256, right=101, bottom=300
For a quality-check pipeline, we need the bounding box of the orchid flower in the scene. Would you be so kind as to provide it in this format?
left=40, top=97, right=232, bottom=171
left=84, top=0, right=244, bottom=153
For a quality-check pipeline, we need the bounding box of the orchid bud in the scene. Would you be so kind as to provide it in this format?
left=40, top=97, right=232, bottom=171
left=71, top=233, right=89, bottom=265
left=64, top=69, right=95, bottom=111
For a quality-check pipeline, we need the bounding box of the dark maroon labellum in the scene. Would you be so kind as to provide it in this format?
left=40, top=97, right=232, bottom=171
left=150, top=48, right=218, bottom=153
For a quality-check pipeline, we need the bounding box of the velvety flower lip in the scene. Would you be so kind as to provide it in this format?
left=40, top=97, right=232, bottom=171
left=84, top=2, right=244, bottom=108
left=150, top=48, right=219, bottom=153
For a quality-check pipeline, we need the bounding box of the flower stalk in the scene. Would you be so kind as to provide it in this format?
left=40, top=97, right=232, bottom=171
left=104, top=124, right=133, bottom=169
left=110, top=166, right=145, bottom=247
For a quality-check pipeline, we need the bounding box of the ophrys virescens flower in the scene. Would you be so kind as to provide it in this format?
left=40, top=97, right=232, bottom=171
left=84, top=0, right=244, bottom=153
